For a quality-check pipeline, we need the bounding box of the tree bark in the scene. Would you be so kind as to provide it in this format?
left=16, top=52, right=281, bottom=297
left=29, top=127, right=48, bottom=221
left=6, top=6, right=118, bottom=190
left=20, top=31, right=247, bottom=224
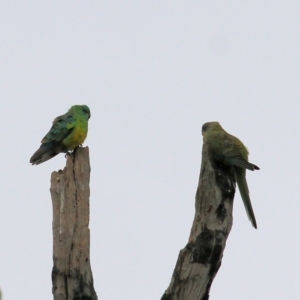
left=50, top=147, right=97, bottom=300
left=161, top=143, right=235, bottom=300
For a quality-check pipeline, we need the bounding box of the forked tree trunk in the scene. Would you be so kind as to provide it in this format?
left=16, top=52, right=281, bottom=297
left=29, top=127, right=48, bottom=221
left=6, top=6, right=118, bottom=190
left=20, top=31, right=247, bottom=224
left=48, top=143, right=234, bottom=300
left=161, top=143, right=235, bottom=300
left=50, top=147, right=97, bottom=300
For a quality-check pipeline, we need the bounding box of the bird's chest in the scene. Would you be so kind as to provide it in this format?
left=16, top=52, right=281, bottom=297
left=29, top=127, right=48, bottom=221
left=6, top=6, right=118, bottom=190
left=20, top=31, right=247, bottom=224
left=72, top=126, right=87, bottom=144
left=64, top=122, right=88, bottom=150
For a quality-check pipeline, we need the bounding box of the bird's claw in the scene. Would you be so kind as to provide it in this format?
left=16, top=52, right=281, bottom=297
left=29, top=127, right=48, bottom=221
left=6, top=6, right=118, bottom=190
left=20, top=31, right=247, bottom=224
left=65, top=151, right=74, bottom=159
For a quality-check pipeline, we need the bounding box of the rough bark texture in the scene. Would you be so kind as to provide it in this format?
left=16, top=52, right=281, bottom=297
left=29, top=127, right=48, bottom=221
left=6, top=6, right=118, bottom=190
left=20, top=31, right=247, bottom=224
left=50, top=147, right=97, bottom=300
left=161, top=143, right=236, bottom=300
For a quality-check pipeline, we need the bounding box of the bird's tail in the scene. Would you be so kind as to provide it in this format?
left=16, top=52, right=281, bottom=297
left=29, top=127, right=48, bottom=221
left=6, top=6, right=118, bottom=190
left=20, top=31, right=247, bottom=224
left=235, top=168, right=257, bottom=229
left=30, top=142, right=59, bottom=165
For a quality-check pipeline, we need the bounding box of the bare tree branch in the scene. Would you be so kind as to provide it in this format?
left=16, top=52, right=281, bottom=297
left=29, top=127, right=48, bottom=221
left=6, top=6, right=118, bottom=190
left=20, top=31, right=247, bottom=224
left=161, top=143, right=235, bottom=300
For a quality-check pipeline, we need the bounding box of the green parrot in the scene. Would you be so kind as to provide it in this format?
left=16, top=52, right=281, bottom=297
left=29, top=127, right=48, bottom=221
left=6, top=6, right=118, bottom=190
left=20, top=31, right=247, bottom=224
left=30, top=105, right=91, bottom=165
left=202, top=121, right=259, bottom=229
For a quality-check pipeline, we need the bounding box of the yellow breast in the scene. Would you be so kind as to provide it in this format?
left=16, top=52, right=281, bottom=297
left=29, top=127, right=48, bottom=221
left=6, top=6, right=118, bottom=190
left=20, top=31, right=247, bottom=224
left=63, top=122, right=88, bottom=150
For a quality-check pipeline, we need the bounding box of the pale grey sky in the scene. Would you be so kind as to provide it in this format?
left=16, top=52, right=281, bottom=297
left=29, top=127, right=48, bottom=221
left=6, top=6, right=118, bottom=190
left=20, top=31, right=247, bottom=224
left=1, top=2, right=299, bottom=299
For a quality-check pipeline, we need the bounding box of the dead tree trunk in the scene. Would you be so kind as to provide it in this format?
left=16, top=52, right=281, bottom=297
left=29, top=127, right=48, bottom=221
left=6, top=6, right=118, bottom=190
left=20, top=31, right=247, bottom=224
left=50, top=147, right=97, bottom=300
left=161, top=143, right=236, bottom=300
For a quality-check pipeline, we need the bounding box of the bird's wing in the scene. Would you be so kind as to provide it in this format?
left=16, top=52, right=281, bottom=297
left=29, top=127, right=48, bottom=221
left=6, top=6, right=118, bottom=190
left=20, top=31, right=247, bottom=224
left=224, top=156, right=259, bottom=170
left=41, top=113, right=76, bottom=143
left=217, top=134, right=259, bottom=170
left=221, top=135, right=245, bottom=154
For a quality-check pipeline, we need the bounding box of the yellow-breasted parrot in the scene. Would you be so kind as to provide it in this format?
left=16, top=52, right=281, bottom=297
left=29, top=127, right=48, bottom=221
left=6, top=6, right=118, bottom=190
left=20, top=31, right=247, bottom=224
left=202, top=121, right=259, bottom=229
left=30, top=105, right=91, bottom=165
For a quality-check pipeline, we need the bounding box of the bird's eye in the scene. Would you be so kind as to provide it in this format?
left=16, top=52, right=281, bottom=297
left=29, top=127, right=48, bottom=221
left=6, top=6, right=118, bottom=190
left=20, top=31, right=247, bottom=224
left=202, top=124, right=207, bottom=132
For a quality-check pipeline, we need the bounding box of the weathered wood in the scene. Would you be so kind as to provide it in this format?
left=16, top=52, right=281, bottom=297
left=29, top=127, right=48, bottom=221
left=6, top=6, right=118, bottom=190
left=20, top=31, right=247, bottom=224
left=161, top=143, right=235, bottom=300
left=50, top=147, right=97, bottom=300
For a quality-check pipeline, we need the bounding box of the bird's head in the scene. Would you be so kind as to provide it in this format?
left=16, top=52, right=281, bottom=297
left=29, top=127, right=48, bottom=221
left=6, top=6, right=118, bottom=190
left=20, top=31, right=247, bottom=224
left=81, top=105, right=91, bottom=119
left=69, top=105, right=91, bottom=119
left=202, top=121, right=223, bottom=136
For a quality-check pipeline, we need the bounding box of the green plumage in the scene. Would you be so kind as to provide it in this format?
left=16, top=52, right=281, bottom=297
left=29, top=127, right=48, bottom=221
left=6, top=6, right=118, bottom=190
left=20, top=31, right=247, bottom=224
left=202, top=122, right=259, bottom=229
left=30, top=105, right=91, bottom=165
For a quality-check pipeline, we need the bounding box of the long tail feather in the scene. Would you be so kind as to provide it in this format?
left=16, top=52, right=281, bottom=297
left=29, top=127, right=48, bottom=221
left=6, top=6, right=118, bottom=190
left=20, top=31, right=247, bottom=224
left=234, top=168, right=257, bottom=229
left=30, top=142, right=59, bottom=165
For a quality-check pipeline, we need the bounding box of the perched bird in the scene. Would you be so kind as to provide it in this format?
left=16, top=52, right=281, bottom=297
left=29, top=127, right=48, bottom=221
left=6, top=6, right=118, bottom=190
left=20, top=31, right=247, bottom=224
left=202, top=121, right=259, bottom=229
left=30, top=105, right=91, bottom=165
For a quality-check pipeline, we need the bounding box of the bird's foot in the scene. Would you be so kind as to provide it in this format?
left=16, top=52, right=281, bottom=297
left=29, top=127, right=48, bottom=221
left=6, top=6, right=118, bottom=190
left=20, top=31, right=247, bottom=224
left=65, top=151, right=75, bottom=159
